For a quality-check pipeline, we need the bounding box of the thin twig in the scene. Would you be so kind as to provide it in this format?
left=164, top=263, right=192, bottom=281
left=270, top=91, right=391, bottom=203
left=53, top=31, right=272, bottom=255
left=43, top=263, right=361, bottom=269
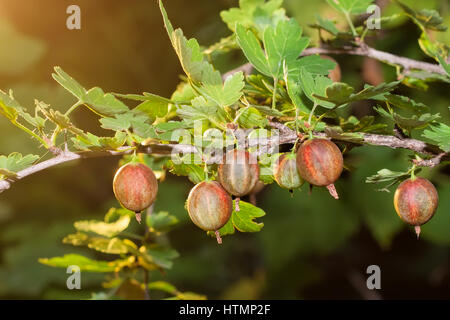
left=226, top=44, right=447, bottom=76
left=1, top=123, right=447, bottom=194
left=413, top=153, right=448, bottom=167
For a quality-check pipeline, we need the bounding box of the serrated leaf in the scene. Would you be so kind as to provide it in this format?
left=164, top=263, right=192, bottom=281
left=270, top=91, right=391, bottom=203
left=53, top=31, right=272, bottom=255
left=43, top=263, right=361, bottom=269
left=365, top=168, right=412, bottom=185
left=166, top=161, right=205, bottom=184
left=142, top=245, right=179, bottom=269
left=392, top=113, right=440, bottom=131
left=263, top=19, right=309, bottom=78
left=292, top=55, right=337, bottom=75
left=326, top=0, right=374, bottom=15
left=314, top=81, right=400, bottom=106
left=300, top=68, right=334, bottom=108
left=340, top=115, right=387, bottom=133
left=100, top=113, right=133, bottom=131
left=232, top=200, right=266, bottom=232
left=394, top=0, right=447, bottom=32
left=52, top=67, right=129, bottom=117
left=423, top=123, right=450, bottom=152
left=373, top=93, right=429, bottom=113
left=437, top=55, right=450, bottom=77
left=196, top=71, right=244, bottom=108
left=74, top=215, right=131, bottom=238
left=251, top=104, right=285, bottom=117
left=220, top=0, right=286, bottom=34
left=159, top=1, right=219, bottom=85
left=375, top=106, right=440, bottom=131
left=63, top=233, right=132, bottom=255
left=52, top=66, right=86, bottom=101
left=237, top=106, right=268, bottom=128
left=0, top=90, right=46, bottom=129
left=0, top=153, right=39, bottom=180
left=236, top=24, right=271, bottom=76
left=84, top=87, right=129, bottom=117
left=325, top=127, right=364, bottom=143
left=236, top=19, right=309, bottom=79
left=207, top=200, right=266, bottom=238
left=177, top=96, right=228, bottom=129
left=146, top=211, right=179, bottom=233
left=312, top=15, right=339, bottom=35
left=39, top=254, right=128, bottom=273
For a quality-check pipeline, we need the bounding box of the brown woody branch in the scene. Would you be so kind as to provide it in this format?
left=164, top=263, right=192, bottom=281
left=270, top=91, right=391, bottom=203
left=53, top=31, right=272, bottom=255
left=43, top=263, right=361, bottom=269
left=413, top=153, right=448, bottom=168
left=1, top=122, right=447, bottom=194
left=225, top=44, right=447, bottom=77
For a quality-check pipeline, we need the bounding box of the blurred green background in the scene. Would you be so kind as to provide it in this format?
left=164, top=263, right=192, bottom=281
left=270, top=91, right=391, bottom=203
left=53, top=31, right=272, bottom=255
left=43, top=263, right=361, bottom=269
left=0, top=0, right=449, bottom=299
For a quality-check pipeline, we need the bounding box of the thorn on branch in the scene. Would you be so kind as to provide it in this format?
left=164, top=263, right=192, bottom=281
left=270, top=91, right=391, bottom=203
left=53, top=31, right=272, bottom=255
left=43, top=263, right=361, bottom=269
left=413, top=153, right=448, bottom=168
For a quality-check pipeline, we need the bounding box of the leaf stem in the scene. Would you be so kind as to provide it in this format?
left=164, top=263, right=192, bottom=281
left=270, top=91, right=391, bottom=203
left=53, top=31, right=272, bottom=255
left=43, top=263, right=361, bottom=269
left=12, top=121, right=49, bottom=148
left=344, top=12, right=358, bottom=37
left=272, top=77, right=278, bottom=110
left=64, top=100, right=83, bottom=116
left=308, top=103, right=318, bottom=126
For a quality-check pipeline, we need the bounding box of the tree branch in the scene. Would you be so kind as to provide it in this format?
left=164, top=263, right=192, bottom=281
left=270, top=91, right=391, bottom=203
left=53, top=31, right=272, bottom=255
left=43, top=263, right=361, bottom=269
left=268, top=121, right=448, bottom=161
left=413, top=152, right=448, bottom=168
left=225, top=44, right=447, bottom=77
left=0, top=143, right=197, bottom=194
left=1, top=122, right=447, bottom=194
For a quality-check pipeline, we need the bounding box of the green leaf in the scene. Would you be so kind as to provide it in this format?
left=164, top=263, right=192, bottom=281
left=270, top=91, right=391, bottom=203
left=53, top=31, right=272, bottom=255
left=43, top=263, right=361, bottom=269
left=220, top=0, right=286, bottom=33
left=84, top=87, right=129, bottom=117
left=195, top=71, right=244, bottom=108
left=159, top=0, right=219, bottom=85
left=365, top=168, right=415, bottom=190
left=35, top=100, right=83, bottom=135
left=166, top=161, right=205, bottom=184
left=177, top=96, right=228, bottom=129
left=236, top=24, right=271, bottom=76
left=375, top=106, right=440, bottom=131
left=0, top=90, right=46, bottom=129
left=147, top=281, right=178, bottom=294
left=312, top=15, right=339, bottom=35
left=99, top=113, right=133, bottom=131
left=209, top=201, right=266, bottom=238
left=52, top=66, right=86, bottom=101
left=52, top=67, right=129, bottom=117
left=74, top=215, right=131, bottom=238
left=314, top=81, right=400, bottom=106
left=394, top=1, right=447, bottom=32
left=300, top=69, right=334, bottom=108
left=263, top=19, right=309, bottom=78
left=71, top=131, right=128, bottom=151
left=39, top=254, right=123, bottom=273
left=237, top=106, right=269, bottom=128
left=251, top=104, right=285, bottom=117
left=324, top=127, right=365, bottom=143
left=62, top=233, right=133, bottom=255
left=236, top=20, right=309, bottom=79
left=392, top=113, right=440, bottom=131
left=0, top=153, right=39, bottom=179
left=437, top=55, right=450, bottom=77
left=292, top=55, right=337, bottom=75
left=146, top=211, right=179, bottom=233
left=339, top=115, right=387, bottom=133
left=374, top=93, right=429, bottom=113
left=143, top=245, right=179, bottom=269
left=114, top=92, right=175, bottom=120
left=423, top=123, right=450, bottom=152
left=326, top=0, right=374, bottom=15
left=232, top=200, right=266, bottom=232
